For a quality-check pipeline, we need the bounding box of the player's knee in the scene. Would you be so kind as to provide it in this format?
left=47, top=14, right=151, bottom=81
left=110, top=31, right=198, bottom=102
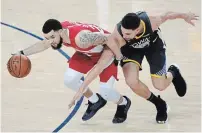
left=64, top=68, right=83, bottom=89
left=125, top=77, right=139, bottom=89
left=99, top=86, right=121, bottom=103
left=99, top=86, right=111, bottom=100
left=64, top=77, right=75, bottom=88
left=64, top=77, right=82, bottom=91
left=64, top=72, right=77, bottom=87
left=152, top=81, right=166, bottom=91
left=99, top=78, right=121, bottom=103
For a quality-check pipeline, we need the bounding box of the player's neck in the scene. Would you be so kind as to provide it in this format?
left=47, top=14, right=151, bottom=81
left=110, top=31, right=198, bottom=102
left=61, top=29, right=70, bottom=44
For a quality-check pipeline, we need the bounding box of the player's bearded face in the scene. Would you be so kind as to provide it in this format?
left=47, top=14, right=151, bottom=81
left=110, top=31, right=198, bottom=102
left=44, top=31, right=63, bottom=50
left=51, top=37, right=63, bottom=50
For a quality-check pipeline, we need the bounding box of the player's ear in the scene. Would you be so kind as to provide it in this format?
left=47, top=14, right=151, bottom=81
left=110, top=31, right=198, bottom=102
left=135, top=27, right=140, bottom=32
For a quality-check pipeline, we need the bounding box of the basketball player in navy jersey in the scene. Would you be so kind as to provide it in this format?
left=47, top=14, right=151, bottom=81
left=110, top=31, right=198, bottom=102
left=71, top=11, right=198, bottom=124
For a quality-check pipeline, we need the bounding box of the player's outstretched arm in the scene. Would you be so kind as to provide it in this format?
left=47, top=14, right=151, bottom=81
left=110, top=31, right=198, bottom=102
left=13, top=40, right=51, bottom=56
left=80, top=47, right=115, bottom=91
left=68, top=47, right=115, bottom=108
left=149, top=11, right=199, bottom=30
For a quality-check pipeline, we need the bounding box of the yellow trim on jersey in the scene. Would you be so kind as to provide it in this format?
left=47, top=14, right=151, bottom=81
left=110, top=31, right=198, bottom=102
left=135, top=20, right=146, bottom=39
left=123, top=59, right=142, bottom=69
left=151, top=74, right=162, bottom=78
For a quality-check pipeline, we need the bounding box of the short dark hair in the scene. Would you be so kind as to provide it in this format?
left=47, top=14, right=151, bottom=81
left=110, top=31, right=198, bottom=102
left=42, top=19, right=62, bottom=33
left=121, top=13, right=140, bottom=30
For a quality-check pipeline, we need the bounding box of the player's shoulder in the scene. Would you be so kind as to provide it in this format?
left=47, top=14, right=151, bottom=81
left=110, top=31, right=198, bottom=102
left=60, top=21, right=71, bottom=27
left=112, top=25, right=122, bottom=39
left=60, top=21, right=83, bottom=28
left=111, top=25, right=126, bottom=45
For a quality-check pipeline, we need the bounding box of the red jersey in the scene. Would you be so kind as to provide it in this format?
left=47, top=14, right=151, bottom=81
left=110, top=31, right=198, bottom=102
left=61, top=21, right=110, bottom=54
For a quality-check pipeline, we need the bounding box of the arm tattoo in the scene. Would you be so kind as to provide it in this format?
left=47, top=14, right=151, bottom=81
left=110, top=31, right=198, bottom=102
left=78, top=31, right=108, bottom=48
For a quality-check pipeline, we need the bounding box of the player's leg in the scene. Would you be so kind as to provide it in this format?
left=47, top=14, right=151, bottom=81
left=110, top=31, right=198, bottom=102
left=99, top=62, right=131, bottom=124
left=81, top=61, right=131, bottom=123
left=121, top=50, right=168, bottom=124
left=64, top=68, right=98, bottom=102
left=147, top=30, right=187, bottom=97
left=69, top=52, right=110, bottom=121
left=65, top=52, right=100, bottom=103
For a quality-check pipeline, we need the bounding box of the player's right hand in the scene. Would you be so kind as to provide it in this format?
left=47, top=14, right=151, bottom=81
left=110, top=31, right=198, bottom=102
left=113, top=59, right=119, bottom=66
left=184, top=12, right=199, bottom=26
left=114, top=56, right=128, bottom=66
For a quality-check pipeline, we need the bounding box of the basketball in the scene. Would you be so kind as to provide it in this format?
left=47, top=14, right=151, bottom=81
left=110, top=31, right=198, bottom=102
left=7, top=54, right=31, bottom=78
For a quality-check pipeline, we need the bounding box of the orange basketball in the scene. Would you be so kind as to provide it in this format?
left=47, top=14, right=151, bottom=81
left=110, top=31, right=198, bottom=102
left=7, top=55, right=31, bottom=78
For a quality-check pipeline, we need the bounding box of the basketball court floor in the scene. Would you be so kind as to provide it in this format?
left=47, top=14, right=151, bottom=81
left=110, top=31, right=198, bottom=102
left=1, top=0, right=201, bottom=132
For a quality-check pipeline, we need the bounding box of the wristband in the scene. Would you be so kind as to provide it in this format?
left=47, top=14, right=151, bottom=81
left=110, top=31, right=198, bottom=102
left=20, top=50, right=24, bottom=55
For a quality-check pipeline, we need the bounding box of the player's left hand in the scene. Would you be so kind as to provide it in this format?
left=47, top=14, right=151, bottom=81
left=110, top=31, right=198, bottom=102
left=68, top=88, right=84, bottom=109
left=184, top=12, right=199, bottom=26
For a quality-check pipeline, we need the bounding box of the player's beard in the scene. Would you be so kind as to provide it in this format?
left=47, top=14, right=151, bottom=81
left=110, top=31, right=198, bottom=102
left=51, top=37, right=63, bottom=50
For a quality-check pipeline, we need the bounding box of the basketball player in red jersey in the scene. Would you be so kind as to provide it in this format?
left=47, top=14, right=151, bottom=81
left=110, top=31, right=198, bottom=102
left=13, top=19, right=131, bottom=123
